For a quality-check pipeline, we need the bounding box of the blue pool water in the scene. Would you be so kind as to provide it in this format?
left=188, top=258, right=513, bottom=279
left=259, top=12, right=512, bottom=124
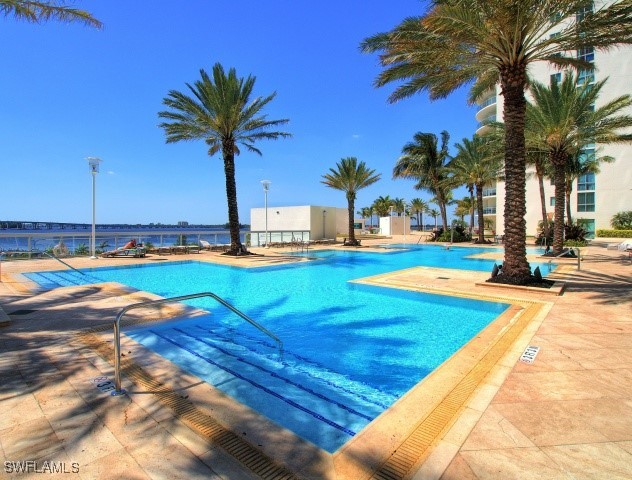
left=26, top=245, right=541, bottom=452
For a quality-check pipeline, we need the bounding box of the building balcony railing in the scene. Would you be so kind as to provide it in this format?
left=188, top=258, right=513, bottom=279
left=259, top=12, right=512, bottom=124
left=482, top=207, right=497, bottom=215
left=482, top=188, right=497, bottom=197
left=478, top=95, right=497, bottom=109
left=477, top=115, right=496, bottom=129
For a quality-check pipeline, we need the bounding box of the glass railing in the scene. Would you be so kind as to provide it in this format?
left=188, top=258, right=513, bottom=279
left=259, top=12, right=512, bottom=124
left=478, top=95, right=497, bottom=109
left=477, top=115, right=496, bottom=129
left=483, top=207, right=497, bottom=215
left=482, top=188, right=497, bottom=197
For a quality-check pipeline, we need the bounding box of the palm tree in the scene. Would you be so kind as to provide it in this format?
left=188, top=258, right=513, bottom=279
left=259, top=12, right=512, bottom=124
left=358, top=206, right=373, bottom=227
left=409, top=198, right=429, bottom=231
left=392, top=197, right=406, bottom=216
left=372, top=195, right=393, bottom=218
left=322, top=157, right=381, bottom=246
left=362, top=0, right=632, bottom=283
left=393, top=131, right=451, bottom=230
left=526, top=73, right=632, bottom=254
left=0, top=0, right=101, bottom=27
left=159, top=63, right=291, bottom=255
left=449, top=136, right=503, bottom=243
left=526, top=149, right=553, bottom=240
left=428, top=208, right=440, bottom=230
left=454, top=196, right=475, bottom=233
left=564, top=150, right=612, bottom=226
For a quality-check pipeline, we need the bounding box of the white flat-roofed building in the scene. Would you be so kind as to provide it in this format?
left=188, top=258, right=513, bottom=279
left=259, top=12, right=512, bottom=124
left=250, top=205, right=355, bottom=246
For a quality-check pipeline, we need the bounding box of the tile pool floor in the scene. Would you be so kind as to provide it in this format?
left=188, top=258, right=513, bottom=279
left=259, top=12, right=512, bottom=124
left=1, top=237, right=631, bottom=479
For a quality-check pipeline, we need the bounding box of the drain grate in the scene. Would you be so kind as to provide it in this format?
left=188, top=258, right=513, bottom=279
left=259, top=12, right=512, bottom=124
left=8, top=309, right=38, bottom=316
left=436, top=277, right=451, bottom=280
left=77, top=330, right=299, bottom=480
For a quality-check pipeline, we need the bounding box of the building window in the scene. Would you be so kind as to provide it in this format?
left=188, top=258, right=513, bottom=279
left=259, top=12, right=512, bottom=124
left=577, top=46, right=594, bottom=62
left=577, top=172, right=595, bottom=191
left=577, top=219, right=595, bottom=239
left=577, top=68, right=595, bottom=85
left=576, top=2, right=593, bottom=23
left=550, top=197, right=556, bottom=207
left=550, top=72, right=562, bottom=84
left=577, top=192, right=595, bottom=212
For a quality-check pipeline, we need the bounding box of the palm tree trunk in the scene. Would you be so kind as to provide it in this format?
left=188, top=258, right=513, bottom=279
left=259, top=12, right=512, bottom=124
left=552, top=152, right=567, bottom=255
left=476, top=185, right=485, bottom=243
left=469, top=188, right=475, bottom=237
left=347, top=194, right=356, bottom=244
left=537, top=173, right=549, bottom=239
left=222, top=146, right=242, bottom=254
left=439, top=201, right=448, bottom=231
left=499, top=66, right=531, bottom=282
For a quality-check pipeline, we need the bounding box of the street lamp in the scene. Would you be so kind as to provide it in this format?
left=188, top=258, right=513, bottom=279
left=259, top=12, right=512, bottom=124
left=261, top=180, right=271, bottom=248
left=322, top=210, right=327, bottom=239
left=86, top=157, right=102, bottom=259
left=403, top=199, right=407, bottom=243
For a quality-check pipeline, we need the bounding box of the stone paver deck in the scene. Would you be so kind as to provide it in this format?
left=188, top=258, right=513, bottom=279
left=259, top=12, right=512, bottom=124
left=1, top=237, right=630, bottom=479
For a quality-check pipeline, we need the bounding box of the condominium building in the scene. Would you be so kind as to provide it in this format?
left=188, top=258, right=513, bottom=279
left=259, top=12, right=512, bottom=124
left=475, top=1, right=632, bottom=238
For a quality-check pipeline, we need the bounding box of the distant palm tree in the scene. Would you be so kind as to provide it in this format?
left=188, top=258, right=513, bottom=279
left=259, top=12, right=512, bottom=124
left=159, top=63, right=291, bottom=255
left=0, top=0, right=101, bottom=27
left=449, top=136, right=503, bottom=243
left=322, top=157, right=381, bottom=246
left=393, top=131, right=451, bottom=230
left=358, top=206, right=373, bottom=227
left=526, top=73, right=632, bottom=254
left=409, top=198, right=429, bottom=231
left=362, top=0, right=632, bottom=283
left=392, top=197, right=406, bottom=216
left=428, top=208, right=439, bottom=230
left=372, top=195, right=393, bottom=218
left=454, top=196, right=475, bottom=232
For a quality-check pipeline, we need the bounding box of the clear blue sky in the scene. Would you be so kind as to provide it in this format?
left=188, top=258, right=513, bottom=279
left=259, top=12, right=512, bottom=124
left=1, top=0, right=477, bottom=225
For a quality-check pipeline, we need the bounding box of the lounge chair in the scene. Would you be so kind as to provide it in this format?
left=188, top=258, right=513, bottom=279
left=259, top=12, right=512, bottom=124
left=199, top=240, right=212, bottom=250
left=101, top=240, right=146, bottom=258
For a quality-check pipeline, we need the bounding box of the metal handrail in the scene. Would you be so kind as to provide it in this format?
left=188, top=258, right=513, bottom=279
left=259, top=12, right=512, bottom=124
left=112, top=292, right=283, bottom=396
left=42, top=251, right=86, bottom=275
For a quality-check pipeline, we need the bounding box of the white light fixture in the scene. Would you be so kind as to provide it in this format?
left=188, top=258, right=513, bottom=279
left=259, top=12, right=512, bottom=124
left=86, top=157, right=102, bottom=259
left=261, top=180, right=271, bottom=248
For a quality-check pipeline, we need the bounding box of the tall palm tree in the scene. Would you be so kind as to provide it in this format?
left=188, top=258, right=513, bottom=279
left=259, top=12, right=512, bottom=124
left=322, top=157, right=381, bottom=246
left=0, top=0, right=101, bottom=27
left=409, top=197, right=429, bottom=231
left=372, top=195, right=393, bottom=218
left=159, top=63, right=291, bottom=255
left=362, top=0, right=632, bottom=284
left=393, top=131, right=451, bottom=230
left=526, top=73, right=632, bottom=254
left=449, top=135, right=503, bottom=243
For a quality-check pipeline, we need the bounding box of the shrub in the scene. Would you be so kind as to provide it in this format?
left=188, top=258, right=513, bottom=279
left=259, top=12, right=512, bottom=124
left=74, top=244, right=89, bottom=255
left=596, top=229, right=632, bottom=238
left=564, top=222, right=587, bottom=242
left=611, top=211, right=632, bottom=230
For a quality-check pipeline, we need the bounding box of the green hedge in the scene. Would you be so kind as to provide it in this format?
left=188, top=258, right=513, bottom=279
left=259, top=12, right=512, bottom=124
left=596, top=229, right=632, bottom=238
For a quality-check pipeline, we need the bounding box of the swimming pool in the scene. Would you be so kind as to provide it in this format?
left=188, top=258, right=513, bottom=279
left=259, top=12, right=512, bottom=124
left=26, top=245, right=532, bottom=452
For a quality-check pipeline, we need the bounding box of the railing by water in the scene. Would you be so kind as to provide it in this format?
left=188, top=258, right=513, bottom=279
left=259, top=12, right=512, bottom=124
left=112, top=292, right=283, bottom=396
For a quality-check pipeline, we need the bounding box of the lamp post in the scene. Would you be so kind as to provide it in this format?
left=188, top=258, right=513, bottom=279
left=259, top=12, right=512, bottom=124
left=261, top=180, right=271, bottom=248
left=403, top=199, right=407, bottom=244
left=86, top=157, right=102, bottom=259
left=322, top=210, right=327, bottom=239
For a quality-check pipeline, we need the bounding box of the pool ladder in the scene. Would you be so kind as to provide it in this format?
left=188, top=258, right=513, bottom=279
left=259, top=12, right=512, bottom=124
left=112, top=292, right=283, bottom=396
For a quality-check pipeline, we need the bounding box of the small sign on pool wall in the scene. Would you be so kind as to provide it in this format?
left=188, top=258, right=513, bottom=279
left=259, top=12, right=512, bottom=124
left=520, top=346, right=540, bottom=364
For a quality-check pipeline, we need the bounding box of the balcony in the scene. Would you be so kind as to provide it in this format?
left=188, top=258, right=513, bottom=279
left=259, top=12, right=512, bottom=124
left=482, top=188, right=497, bottom=197
left=483, top=207, right=497, bottom=215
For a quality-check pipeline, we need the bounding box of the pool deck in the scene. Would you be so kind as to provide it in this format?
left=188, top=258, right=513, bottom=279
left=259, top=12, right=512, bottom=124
left=1, top=236, right=631, bottom=479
